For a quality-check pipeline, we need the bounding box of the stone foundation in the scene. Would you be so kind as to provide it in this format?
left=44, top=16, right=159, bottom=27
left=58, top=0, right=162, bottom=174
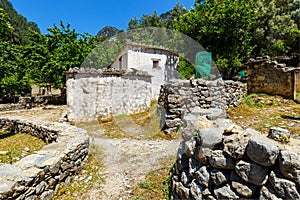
left=171, top=124, right=300, bottom=199
left=158, top=79, right=246, bottom=134
left=0, top=117, right=89, bottom=200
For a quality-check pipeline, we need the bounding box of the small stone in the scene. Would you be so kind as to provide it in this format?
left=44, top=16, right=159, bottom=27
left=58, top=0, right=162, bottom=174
left=194, top=147, right=212, bottom=165
left=230, top=171, right=257, bottom=198
left=214, top=184, right=239, bottom=199
left=268, top=127, right=290, bottom=143
left=190, top=180, right=204, bottom=199
left=246, top=136, right=279, bottom=166
left=35, top=181, right=46, bottom=195
left=235, top=160, right=269, bottom=186
left=173, top=181, right=190, bottom=199
left=259, top=186, right=282, bottom=200
left=195, top=166, right=210, bottom=187
left=209, top=150, right=235, bottom=170
left=210, top=169, right=228, bottom=186
left=269, top=171, right=300, bottom=199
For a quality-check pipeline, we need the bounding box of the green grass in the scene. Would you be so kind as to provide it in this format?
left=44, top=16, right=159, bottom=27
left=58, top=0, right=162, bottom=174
left=130, top=157, right=174, bottom=200
left=0, top=132, right=46, bottom=164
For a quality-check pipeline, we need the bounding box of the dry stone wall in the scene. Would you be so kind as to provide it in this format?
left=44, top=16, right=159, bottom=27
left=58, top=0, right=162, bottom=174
left=247, top=56, right=300, bottom=99
left=0, top=117, right=89, bottom=200
left=158, top=79, right=246, bottom=134
left=171, top=124, right=300, bottom=199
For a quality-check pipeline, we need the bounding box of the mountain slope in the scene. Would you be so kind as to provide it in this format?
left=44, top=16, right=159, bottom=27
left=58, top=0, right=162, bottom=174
left=0, top=0, right=40, bottom=44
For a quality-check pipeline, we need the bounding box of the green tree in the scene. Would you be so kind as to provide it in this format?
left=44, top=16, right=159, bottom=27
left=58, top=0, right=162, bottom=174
left=0, top=8, right=13, bottom=41
left=175, top=0, right=259, bottom=78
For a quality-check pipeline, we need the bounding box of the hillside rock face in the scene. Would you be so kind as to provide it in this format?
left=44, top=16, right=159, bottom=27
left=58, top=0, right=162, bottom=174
left=171, top=125, right=300, bottom=199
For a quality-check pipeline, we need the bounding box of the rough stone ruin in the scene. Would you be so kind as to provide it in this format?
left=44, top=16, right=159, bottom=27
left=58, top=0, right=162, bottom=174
left=247, top=56, right=300, bottom=100
left=158, top=78, right=246, bottom=134
left=171, top=123, right=300, bottom=199
left=0, top=117, right=89, bottom=200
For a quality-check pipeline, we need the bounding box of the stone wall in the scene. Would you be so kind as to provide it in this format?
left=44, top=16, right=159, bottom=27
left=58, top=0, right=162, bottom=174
left=247, top=56, right=300, bottom=99
left=158, top=79, right=246, bottom=134
left=66, top=74, right=152, bottom=122
left=171, top=124, right=300, bottom=199
left=0, top=117, right=89, bottom=200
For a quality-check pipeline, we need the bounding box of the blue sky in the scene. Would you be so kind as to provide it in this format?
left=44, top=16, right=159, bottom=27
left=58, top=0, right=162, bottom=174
left=10, top=0, right=195, bottom=35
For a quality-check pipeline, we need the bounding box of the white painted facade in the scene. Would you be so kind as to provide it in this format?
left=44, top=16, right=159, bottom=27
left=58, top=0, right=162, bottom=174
left=111, top=44, right=178, bottom=99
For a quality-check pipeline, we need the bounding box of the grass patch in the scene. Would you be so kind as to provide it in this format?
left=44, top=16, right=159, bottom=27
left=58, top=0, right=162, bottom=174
left=0, top=133, right=46, bottom=164
left=228, top=94, right=300, bottom=136
left=52, top=144, right=105, bottom=200
left=131, top=157, right=174, bottom=200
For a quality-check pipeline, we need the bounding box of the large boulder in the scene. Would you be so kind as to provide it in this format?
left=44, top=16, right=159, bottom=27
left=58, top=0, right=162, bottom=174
left=235, top=160, right=269, bottom=186
left=269, top=171, right=300, bottom=199
left=279, top=149, right=300, bottom=184
left=197, top=128, right=223, bottom=149
left=223, top=132, right=251, bottom=159
left=246, top=136, right=279, bottom=166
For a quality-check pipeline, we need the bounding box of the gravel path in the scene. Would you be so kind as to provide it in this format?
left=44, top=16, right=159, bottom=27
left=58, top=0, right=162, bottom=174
left=89, top=136, right=180, bottom=200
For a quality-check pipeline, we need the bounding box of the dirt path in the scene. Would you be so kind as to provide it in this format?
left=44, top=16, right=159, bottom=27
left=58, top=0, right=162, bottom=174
left=0, top=106, right=180, bottom=199
left=89, top=137, right=180, bottom=200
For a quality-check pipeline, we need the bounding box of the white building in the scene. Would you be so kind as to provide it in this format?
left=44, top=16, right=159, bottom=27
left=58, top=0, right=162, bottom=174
left=110, top=43, right=179, bottom=99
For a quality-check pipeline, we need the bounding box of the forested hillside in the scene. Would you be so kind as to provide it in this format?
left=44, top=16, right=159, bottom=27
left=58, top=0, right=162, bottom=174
left=0, top=0, right=40, bottom=45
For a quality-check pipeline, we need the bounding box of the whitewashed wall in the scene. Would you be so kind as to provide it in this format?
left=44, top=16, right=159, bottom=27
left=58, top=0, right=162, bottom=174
left=67, top=77, right=152, bottom=122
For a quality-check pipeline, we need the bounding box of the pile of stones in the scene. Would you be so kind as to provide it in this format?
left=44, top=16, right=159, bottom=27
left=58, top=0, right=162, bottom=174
left=171, top=124, right=300, bottom=199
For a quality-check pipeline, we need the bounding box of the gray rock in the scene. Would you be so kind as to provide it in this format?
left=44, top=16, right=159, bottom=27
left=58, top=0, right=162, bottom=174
left=181, top=170, right=190, bottom=187
left=190, top=180, right=204, bottom=200
left=194, top=147, right=212, bottom=165
left=259, top=186, right=282, bottom=200
left=172, top=181, right=190, bottom=199
left=184, top=139, right=196, bottom=158
left=268, top=127, right=290, bottom=143
left=210, top=169, right=228, bottom=186
left=206, top=108, right=225, bottom=120
left=189, top=158, right=201, bottom=176
left=35, top=181, right=46, bottom=195
left=165, top=119, right=182, bottom=128
left=235, top=160, right=269, bottom=186
left=214, top=184, right=239, bottom=199
left=230, top=171, right=257, bottom=198
left=246, top=136, right=279, bottom=166
left=269, top=171, right=300, bottom=199
left=223, top=124, right=244, bottom=135
left=197, top=128, right=223, bottom=149
left=195, top=166, right=210, bottom=187
left=209, top=150, right=235, bottom=170
left=223, top=132, right=251, bottom=159
left=279, top=149, right=300, bottom=184
left=40, top=190, right=54, bottom=200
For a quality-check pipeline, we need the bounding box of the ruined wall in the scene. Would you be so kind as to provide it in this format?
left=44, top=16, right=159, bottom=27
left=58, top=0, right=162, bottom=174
left=0, top=117, right=89, bottom=200
left=66, top=75, right=152, bottom=122
left=247, top=57, right=298, bottom=99
left=158, top=79, right=246, bottom=134
left=171, top=124, right=300, bottom=199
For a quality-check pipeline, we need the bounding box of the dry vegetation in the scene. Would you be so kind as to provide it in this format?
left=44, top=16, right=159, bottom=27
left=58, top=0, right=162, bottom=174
left=0, top=132, right=46, bottom=164
left=228, top=94, right=300, bottom=137
left=52, top=145, right=106, bottom=200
